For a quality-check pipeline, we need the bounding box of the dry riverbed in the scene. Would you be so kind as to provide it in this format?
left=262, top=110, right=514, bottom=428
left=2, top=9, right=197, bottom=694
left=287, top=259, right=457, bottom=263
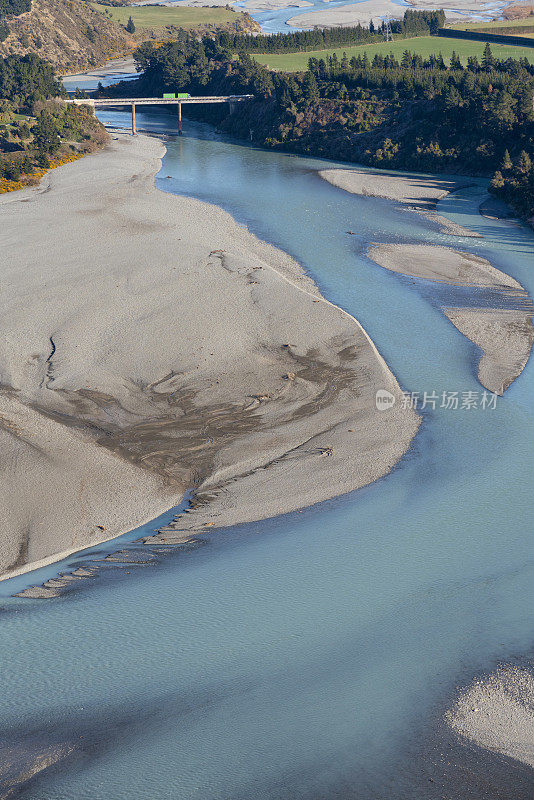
left=61, top=57, right=137, bottom=86
left=0, top=132, right=420, bottom=585
left=287, top=0, right=504, bottom=27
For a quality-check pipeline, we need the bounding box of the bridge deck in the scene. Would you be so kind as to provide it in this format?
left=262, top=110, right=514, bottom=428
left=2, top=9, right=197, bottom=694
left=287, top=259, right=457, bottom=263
left=69, top=96, right=253, bottom=106
left=67, top=95, right=253, bottom=135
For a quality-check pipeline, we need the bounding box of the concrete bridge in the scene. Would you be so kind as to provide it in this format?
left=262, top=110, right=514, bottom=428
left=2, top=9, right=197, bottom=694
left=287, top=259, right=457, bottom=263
left=68, top=95, right=254, bottom=135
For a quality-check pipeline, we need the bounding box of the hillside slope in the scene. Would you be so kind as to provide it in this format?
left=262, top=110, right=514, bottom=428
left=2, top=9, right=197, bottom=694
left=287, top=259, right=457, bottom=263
left=0, top=0, right=133, bottom=71
left=0, top=0, right=261, bottom=72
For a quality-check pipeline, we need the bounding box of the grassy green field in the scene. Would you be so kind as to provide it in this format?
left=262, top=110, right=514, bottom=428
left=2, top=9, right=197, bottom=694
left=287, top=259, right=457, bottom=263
left=254, top=35, right=534, bottom=71
left=92, top=3, right=239, bottom=30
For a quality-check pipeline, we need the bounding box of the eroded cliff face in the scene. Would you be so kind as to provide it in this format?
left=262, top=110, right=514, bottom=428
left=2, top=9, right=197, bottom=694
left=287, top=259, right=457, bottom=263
left=0, top=0, right=134, bottom=71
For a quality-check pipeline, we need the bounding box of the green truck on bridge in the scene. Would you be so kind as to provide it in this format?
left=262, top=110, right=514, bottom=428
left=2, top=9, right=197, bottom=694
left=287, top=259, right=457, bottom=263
left=162, top=93, right=190, bottom=100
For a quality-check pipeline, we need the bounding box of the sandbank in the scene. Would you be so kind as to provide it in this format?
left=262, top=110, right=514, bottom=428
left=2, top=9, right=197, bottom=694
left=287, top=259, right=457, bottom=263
left=320, top=168, right=467, bottom=211
left=322, top=170, right=532, bottom=393
left=0, top=742, right=74, bottom=797
left=0, top=132, right=419, bottom=582
left=407, top=0, right=508, bottom=13
left=133, top=0, right=236, bottom=6
left=367, top=243, right=533, bottom=394
left=62, top=57, right=137, bottom=84
left=319, top=168, right=479, bottom=236
left=444, top=308, right=534, bottom=395
left=242, top=0, right=312, bottom=10
left=446, top=666, right=534, bottom=769
left=367, top=243, right=523, bottom=287
left=287, top=0, right=404, bottom=28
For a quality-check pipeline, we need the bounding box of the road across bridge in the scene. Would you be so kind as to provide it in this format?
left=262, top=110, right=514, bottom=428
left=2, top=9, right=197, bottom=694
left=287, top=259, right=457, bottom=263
left=68, top=95, right=254, bottom=134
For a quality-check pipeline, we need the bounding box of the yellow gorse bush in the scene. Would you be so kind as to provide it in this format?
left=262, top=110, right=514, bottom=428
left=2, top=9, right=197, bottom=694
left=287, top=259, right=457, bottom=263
left=0, top=153, right=83, bottom=194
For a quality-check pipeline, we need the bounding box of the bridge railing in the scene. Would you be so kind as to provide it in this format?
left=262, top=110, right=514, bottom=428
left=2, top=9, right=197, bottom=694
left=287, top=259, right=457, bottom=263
left=65, top=94, right=254, bottom=134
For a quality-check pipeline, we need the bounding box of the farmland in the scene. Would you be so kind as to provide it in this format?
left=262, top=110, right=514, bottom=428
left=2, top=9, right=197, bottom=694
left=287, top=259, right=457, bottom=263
left=91, top=3, right=243, bottom=30
left=254, top=35, right=534, bottom=71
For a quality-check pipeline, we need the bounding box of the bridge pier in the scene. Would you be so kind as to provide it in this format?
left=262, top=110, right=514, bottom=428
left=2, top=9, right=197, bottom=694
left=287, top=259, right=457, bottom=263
left=68, top=96, right=255, bottom=133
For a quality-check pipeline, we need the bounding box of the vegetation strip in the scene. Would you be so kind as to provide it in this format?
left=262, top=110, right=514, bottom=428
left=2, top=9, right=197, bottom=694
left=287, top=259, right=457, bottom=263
left=208, top=11, right=445, bottom=54
left=0, top=53, right=108, bottom=191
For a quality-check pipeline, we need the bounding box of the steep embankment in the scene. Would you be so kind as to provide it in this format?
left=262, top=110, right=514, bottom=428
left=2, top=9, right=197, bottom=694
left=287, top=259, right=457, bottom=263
left=0, top=0, right=134, bottom=71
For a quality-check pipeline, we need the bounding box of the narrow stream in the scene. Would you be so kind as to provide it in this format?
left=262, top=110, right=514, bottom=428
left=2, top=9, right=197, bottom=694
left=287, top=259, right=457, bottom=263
left=0, top=106, right=533, bottom=799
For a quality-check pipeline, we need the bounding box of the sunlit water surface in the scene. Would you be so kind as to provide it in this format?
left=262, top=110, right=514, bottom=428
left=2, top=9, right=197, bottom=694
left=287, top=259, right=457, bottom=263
left=1, top=108, right=533, bottom=799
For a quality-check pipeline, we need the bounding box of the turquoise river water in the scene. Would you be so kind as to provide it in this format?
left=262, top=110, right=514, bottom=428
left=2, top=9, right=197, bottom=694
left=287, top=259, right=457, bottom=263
left=1, top=106, right=533, bottom=798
